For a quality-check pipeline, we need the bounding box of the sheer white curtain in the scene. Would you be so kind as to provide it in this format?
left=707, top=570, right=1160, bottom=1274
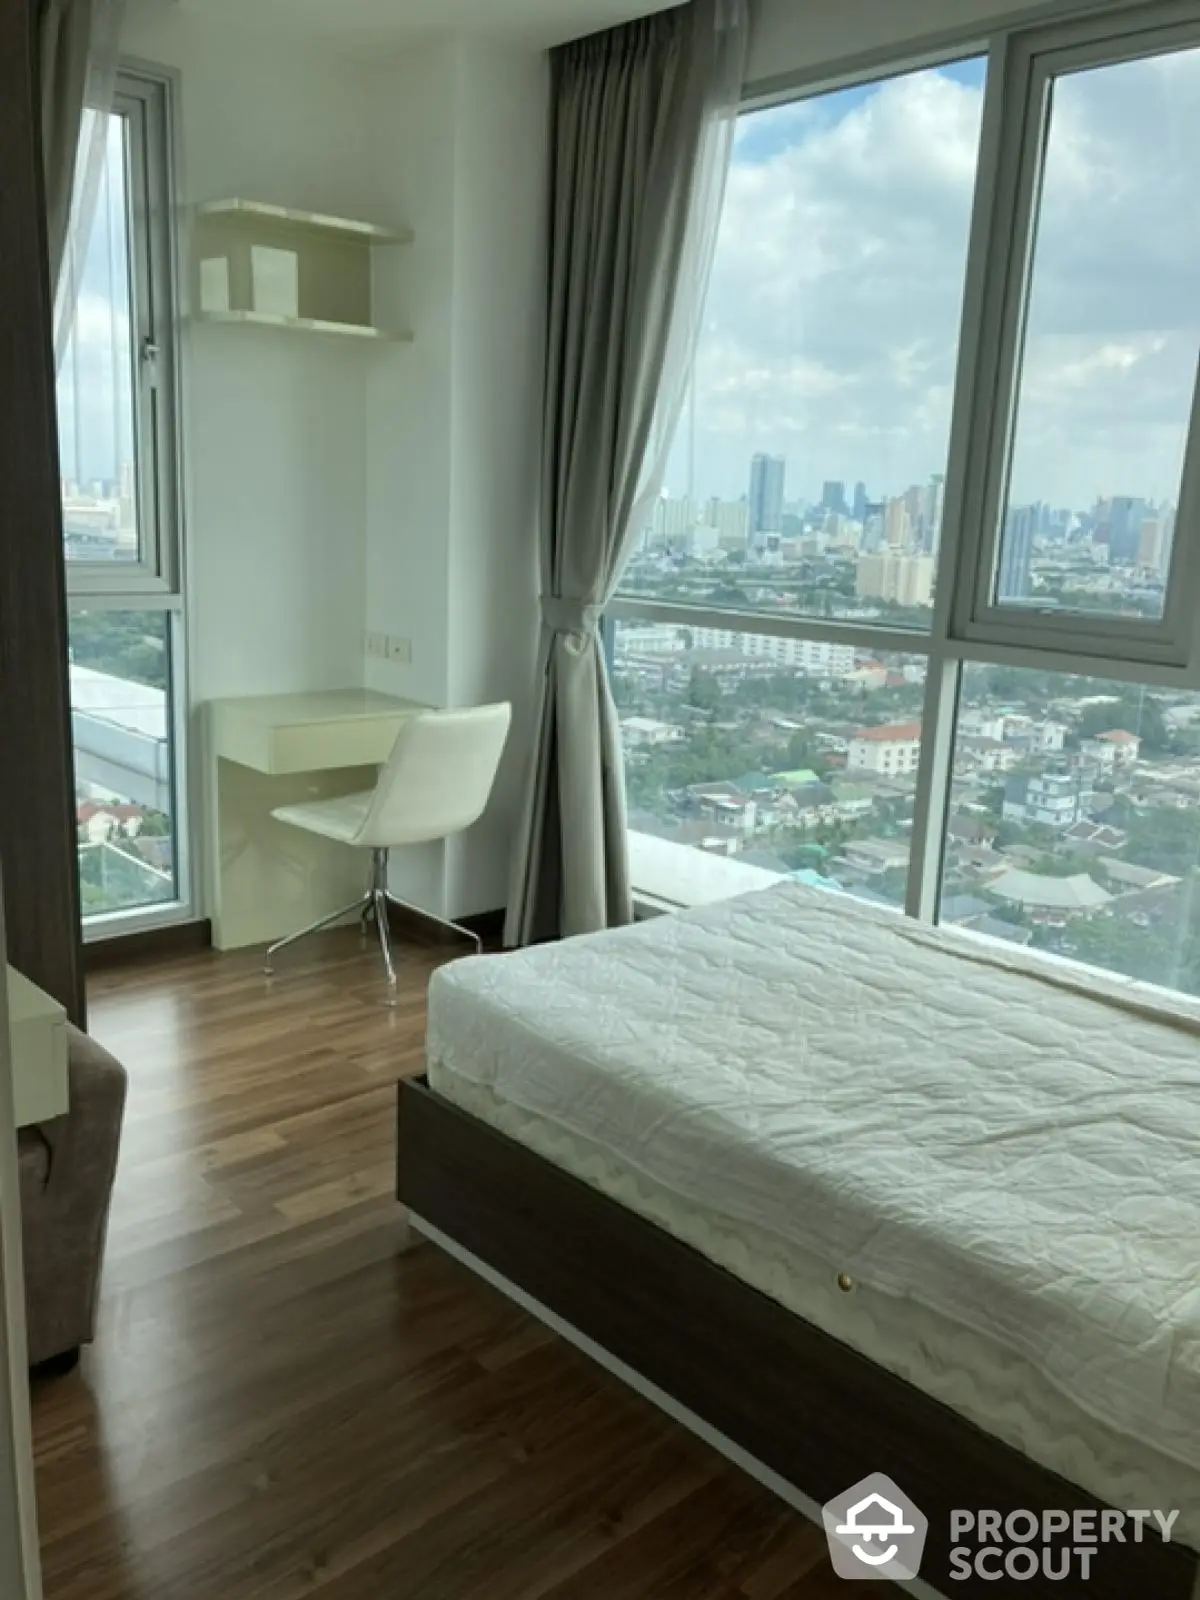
left=624, top=0, right=747, bottom=555
left=40, top=0, right=125, bottom=364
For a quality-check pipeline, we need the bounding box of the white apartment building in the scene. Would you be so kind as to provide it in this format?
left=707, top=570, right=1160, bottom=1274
left=846, top=721, right=923, bottom=776
left=855, top=552, right=935, bottom=607
left=616, top=624, right=685, bottom=655
left=688, top=628, right=856, bottom=676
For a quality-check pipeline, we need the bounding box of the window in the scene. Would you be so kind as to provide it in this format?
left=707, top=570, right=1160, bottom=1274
left=613, top=621, right=925, bottom=912
left=57, top=70, right=186, bottom=929
left=958, top=14, right=1200, bottom=665
left=617, top=58, right=987, bottom=630
left=943, top=665, right=1200, bottom=997
left=613, top=4, right=1200, bottom=1014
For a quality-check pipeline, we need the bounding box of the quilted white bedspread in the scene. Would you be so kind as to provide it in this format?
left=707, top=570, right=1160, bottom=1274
left=425, top=881, right=1200, bottom=1470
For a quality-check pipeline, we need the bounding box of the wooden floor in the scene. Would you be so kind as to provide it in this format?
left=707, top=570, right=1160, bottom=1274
left=32, top=930, right=876, bottom=1599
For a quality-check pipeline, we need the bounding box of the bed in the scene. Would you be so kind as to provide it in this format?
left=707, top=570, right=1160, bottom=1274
left=395, top=880, right=1200, bottom=1598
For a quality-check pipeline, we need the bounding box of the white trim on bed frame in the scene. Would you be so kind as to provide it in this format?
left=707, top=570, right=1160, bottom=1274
left=411, top=1213, right=947, bottom=1600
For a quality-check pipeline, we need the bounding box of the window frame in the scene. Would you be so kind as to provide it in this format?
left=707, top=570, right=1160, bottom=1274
left=612, top=0, right=1200, bottom=968
left=63, top=70, right=181, bottom=600
left=62, top=62, right=192, bottom=937
left=947, top=2, right=1200, bottom=673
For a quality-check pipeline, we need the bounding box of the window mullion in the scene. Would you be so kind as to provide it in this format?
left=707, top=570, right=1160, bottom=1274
left=905, top=652, right=962, bottom=924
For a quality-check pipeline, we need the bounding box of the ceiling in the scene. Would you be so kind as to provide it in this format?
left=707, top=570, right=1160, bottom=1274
left=178, top=0, right=678, bottom=52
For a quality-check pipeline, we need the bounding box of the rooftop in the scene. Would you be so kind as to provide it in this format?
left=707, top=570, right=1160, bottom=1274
left=851, top=721, right=922, bottom=743
left=990, top=869, right=1112, bottom=912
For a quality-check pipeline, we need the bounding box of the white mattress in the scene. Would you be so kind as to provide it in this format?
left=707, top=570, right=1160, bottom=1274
left=425, top=881, right=1200, bottom=1531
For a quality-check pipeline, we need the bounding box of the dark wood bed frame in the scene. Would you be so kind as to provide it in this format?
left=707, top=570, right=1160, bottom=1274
left=397, top=1076, right=1198, bottom=1599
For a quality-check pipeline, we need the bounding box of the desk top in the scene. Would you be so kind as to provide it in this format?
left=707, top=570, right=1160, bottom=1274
left=208, top=688, right=425, bottom=728
left=207, top=688, right=429, bottom=776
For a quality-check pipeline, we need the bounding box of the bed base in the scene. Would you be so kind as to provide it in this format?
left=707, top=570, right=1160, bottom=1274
left=396, top=1076, right=1199, bottom=1600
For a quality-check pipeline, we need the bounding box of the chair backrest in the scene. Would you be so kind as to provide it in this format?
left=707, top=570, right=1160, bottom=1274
left=352, top=702, right=512, bottom=849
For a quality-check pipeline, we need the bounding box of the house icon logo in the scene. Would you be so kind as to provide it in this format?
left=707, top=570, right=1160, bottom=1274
left=822, top=1472, right=928, bottom=1580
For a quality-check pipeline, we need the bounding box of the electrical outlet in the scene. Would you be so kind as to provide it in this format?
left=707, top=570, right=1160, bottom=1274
left=364, top=630, right=388, bottom=660
left=386, top=635, right=412, bottom=665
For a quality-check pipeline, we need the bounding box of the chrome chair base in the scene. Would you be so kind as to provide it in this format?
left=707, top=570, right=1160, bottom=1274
left=263, top=847, right=481, bottom=992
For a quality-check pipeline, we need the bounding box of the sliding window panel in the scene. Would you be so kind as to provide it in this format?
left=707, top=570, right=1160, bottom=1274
left=954, top=6, right=1200, bottom=669
left=614, top=620, right=927, bottom=910
left=616, top=57, right=987, bottom=633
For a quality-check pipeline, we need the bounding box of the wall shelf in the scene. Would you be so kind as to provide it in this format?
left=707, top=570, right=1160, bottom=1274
left=193, top=308, right=413, bottom=343
left=194, top=198, right=414, bottom=246
left=191, top=197, right=414, bottom=338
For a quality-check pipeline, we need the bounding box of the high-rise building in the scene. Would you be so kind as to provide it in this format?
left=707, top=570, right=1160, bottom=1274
left=1138, top=515, right=1173, bottom=578
left=1107, top=496, right=1147, bottom=565
left=925, top=475, right=945, bottom=553
left=883, top=498, right=911, bottom=549
left=855, top=553, right=935, bottom=608
left=998, top=505, right=1036, bottom=601
left=821, top=480, right=847, bottom=515
left=852, top=481, right=868, bottom=523
left=748, top=454, right=785, bottom=543
left=705, top=496, right=750, bottom=545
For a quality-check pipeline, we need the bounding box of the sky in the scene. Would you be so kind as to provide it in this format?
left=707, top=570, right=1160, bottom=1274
left=669, top=46, right=1200, bottom=513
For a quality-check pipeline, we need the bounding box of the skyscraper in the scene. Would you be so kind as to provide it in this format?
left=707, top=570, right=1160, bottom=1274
left=999, top=505, right=1036, bottom=601
left=852, top=481, right=868, bottom=523
left=748, top=454, right=785, bottom=545
left=821, top=480, right=847, bottom=515
left=1107, top=496, right=1147, bottom=565
left=884, top=498, right=911, bottom=548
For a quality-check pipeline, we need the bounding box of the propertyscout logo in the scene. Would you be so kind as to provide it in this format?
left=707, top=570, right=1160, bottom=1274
left=821, top=1474, right=1181, bottom=1583
left=822, top=1474, right=928, bottom=1581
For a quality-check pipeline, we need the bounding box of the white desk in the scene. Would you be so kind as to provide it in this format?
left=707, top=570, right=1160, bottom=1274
left=6, top=968, right=69, bottom=1129
left=204, top=689, right=427, bottom=950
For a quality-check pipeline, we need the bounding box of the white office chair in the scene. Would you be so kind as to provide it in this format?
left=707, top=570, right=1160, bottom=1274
left=264, top=702, right=512, bottom=988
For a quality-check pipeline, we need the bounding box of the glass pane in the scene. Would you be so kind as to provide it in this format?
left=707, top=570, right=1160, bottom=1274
left=942, top=662, right=1200, bottom=998
left=70, top=610, right=178, bottom=919
left=995, top=49, right=1200, bottom=620
left=57, top=112, right=141, bottom=565
left=618, top=58, right=987, bottom=630
left=614, top=620, right=926, bottom=908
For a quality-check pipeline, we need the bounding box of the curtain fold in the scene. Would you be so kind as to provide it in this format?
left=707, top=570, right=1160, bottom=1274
left=506, top=0, right=748, bottom=947
left=39, top=0, right=124, bottom=364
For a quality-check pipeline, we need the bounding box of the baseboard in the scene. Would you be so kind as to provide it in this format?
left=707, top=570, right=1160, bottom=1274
left=84, top=918, right=213, bottom=971
left=383, top=903, right=504, bottom=950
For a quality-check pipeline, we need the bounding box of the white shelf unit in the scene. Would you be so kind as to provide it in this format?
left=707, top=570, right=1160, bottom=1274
left=194, top=308, right=414, bottom=343
left=191, top=198, right=413, bottom=343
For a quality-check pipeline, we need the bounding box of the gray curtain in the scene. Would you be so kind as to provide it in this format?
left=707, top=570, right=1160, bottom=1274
left=39, top=0, right=123, bottom=359
left=506, top=0, right=747, bottom=946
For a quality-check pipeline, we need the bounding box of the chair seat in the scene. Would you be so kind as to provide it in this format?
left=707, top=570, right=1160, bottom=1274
left=271, top=791, right=375, bottom=845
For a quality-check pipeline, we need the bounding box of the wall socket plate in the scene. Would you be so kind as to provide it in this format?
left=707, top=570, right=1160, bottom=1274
left=364, top=630, right=412, bottom=665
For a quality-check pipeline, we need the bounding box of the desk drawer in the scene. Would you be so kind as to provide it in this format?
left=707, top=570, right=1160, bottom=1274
left=270, top=714, right=408, bottom=774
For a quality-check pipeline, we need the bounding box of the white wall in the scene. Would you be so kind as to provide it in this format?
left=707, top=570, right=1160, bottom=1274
left=362, top=37, right=546, bottom=917
left=443, top=42, right=546, bottom=917
left=122, top=2, right=375, bottom=705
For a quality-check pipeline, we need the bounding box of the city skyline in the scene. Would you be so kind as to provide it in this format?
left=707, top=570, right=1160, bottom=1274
left=663, top=47, right=1200, bottom=512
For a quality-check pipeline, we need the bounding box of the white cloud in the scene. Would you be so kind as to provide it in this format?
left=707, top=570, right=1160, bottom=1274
left=678, top=46, right=1200, bottom=512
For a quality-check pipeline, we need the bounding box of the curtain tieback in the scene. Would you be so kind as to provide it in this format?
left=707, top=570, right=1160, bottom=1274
left=540, top=596, right=601, bottom=639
